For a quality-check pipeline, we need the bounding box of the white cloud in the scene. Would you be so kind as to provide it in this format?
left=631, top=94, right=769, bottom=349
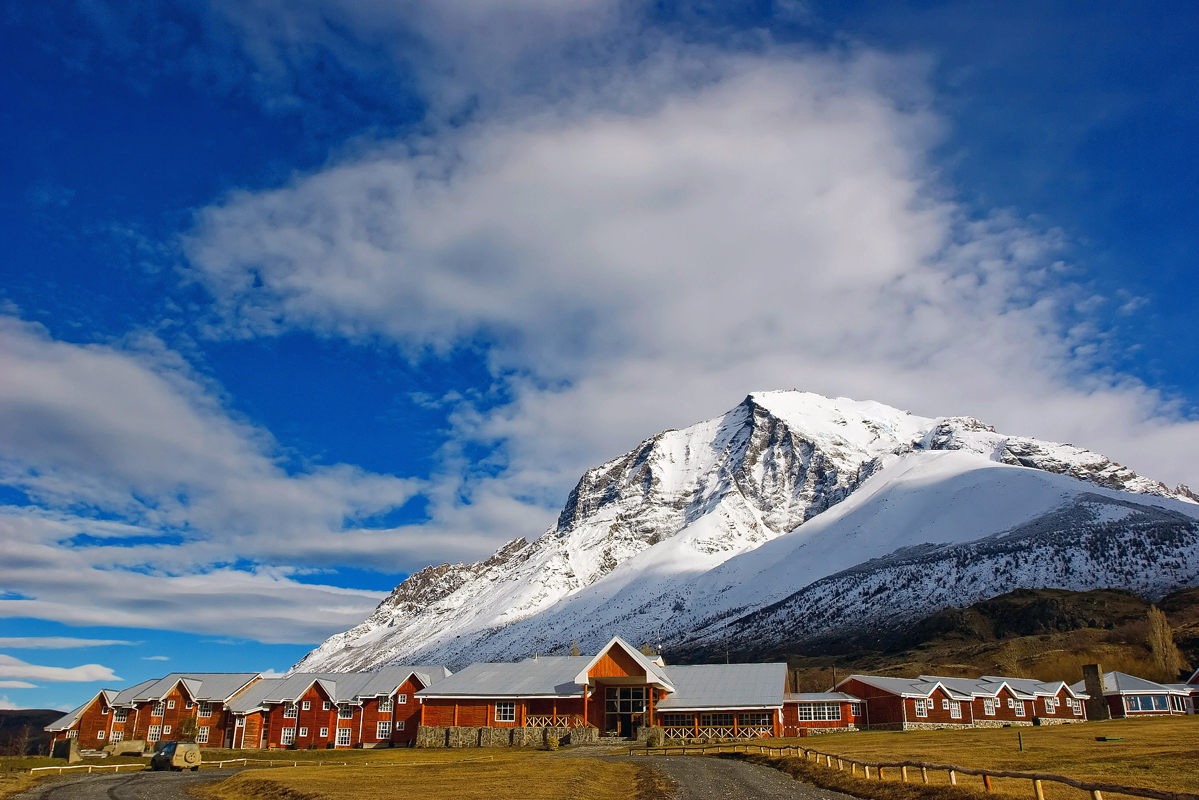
left=0, top=681, right=37, bottom=689
left=142, top=656, right=171, bottom=661
left=185, top=48, right=1199, bottom=567
left=0, top=655, right=120, bottom=683
left=0, top=696, right=16, bottom=710
left=0, top=638, right=134, bottom=649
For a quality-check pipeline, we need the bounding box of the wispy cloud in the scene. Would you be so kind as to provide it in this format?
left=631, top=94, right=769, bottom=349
left=0, top=655, right=120, bottom=683
left=0, top=681, right=37, bottom=689
left=0, top=637, right=135, bottom=649
left=142, top=656, right=170, bottom=661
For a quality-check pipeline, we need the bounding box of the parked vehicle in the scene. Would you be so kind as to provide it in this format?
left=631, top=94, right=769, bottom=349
left=150, top=741, right=201, bottom=771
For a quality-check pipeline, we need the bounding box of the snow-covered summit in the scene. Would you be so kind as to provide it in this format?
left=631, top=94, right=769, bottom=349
left=295, top=390, right=1197, bottom=672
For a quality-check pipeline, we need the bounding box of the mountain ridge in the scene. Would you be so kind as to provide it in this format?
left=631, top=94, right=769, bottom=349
left=295, top=390, right=1199, bottom=673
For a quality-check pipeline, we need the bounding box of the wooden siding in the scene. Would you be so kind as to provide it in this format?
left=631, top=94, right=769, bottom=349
left=588, top=644, right=645, bottom=680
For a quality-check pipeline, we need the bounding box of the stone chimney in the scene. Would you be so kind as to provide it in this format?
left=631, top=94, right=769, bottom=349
left=1082, top=664, right=1110, bottom=721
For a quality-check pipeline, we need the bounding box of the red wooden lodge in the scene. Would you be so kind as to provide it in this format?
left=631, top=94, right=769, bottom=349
left=1071, top=671, right=1192, bottom=718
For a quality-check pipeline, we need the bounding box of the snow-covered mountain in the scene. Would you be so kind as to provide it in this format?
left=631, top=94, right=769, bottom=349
left=295, top=391, right=1199, bottom=672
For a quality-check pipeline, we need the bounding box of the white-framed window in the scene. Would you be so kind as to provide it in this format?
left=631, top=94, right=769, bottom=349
left=848, top=703, right=863, bottom=718
left=302, top=700, right=311, bottom=711
left=378, top=698, right=393, bottom=713
left=67, top=730, right=78, bottom=739
left=111, top=731, right=123, bottom=743
left=283, top=702, right=298, bottom=719
left=914, top=699, right=927, bottom=718
left=983, top=698, right=995, bottom=716
left=163, top=725, right=172, bottom=735
left=1171, top=695, right=1186, bottom=712
left=114, top=708, right=128, bottom=722
left=199, top=702, right=212, bottom=717
left=298, top=727, right=308, bottom=738
left=941, top=698, right=949, bottom=710
left=236, top=717, right=245, bottom=727
left=185, top=701, right=193, bottom=710
left=1015, top=701, right=1026, bottom=717
left=338, top=704, right=354, bottom=719
left=319, top=727, right=329, bottom=738
left=396, top=721, right=404, bottom=731
left=151, top=701, right=165, bottom=717
left=197, top=727, right=209, bottom=744
left=397, top=694, right=407, bottom=704
left=377, top=721, right=391, bottom=739
left=323, top=701, right=332, bottom=711
left=148, top=725, right=161, bottom=742
left=796, top=703, right=840, bottom=721
left=495, top=701, right=515, bottom=722
left=336, top=727, right=352, bottom=746
left=280, top=727, right=296, bottom=746
left=97, top=730, right=105, bottom=740
left=101, top=706, right=109, bottom=715
left=950, top=702, right=961, bottom=720
left=1007, top=697, right=1015, bottom=708
left=167, top=700, right=176, bottom=709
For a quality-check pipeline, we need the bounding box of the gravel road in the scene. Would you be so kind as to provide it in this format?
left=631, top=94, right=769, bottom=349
left=11, top=768, right=243, bottom=800
left=614, top=755, right=858, bottom=800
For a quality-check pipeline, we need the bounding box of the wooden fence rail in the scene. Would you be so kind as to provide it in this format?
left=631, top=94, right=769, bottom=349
left=626, top=743, right=1199, bottom=800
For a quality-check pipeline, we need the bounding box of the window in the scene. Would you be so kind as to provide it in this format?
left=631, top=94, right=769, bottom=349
left=739, top=713, right=773, bottom=727
left=495, top=701, right=515, bottom=722
left=1044, top=697, right=1056, bottom=712
left=151, top=702, right=165, bottom=717
left=111, top=731, right=123, bottom=743
left=236, top=718, right=245, bottom=727
left=336, top=727, right=352, bottom=746
left=914, top=699, right=927, bottom=718
left=949, top=702, right=961, bottom=720
left=377, top=721, right=392, bottom=739
left=283, top=703, right=298, bottom=719
left=338, top=704, right=354, bottom=719
left=167, top=700, right=175, bottom=709
left=1006, top=697, right=1014, bottom=708
left=67, top=730, right=78, bottom=739
left=148, top=725, right=161, bottom=742
left=280, top=728, right=296, bottom=746
left=199, top=702, right=212, bottom=717
left=983, top=698, right=995, bottom=716
left=848, top=703, right=863, bottom=718
left=115, top=709, right=128, bottom=722
left=197, top=727, right=209, bottom=744
left=185, top=701, right=193, bottom=710
left=302, top=701, right=311, bottom=711
left=1171, top=695, right=1186, bottom=712
left=941, top=698, right=949, bottom=710
left=298, top=727, right=308, bottom=738
left=660, top=713, right=691, bottom=727
left=396, top=721, right=405, bottom=731
left=323, top=701, right=332, bottom=711
left=1014, top=701, right=1025, bottom=717
left=163, top=725, right=172, bottom=734
left=1125, top=696, right=1141, bottom=712
left=398, top=694, right=407, bottom=704
left=319, top=727, right=329, bottom=738
left=378, top=698, right=393, bottom=713
left=97, top=730, right=105, bottom=740
left=700, top=714, right=734, bottom=727
left=1152, top=696, right=1168, bottom=711
left=796, top=703, right=840, bottom=721
left=102, top=706, right=109, bottom=715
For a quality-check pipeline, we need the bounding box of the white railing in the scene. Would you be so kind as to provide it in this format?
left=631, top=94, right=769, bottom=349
left=661, top=725, right=774, bottom=741
left=524, top=715, right=586, bottom=728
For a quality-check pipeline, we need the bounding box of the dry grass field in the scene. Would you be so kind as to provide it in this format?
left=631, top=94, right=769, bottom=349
left=769, top=716, right=1199, bottom=800
left=197, top=749, right=650, bottom=800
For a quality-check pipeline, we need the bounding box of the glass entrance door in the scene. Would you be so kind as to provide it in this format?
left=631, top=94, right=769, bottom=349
left=605, top=686, right=646, bottom=738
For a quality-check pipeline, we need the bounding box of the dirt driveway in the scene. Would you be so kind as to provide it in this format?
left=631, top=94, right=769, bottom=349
left=10, top=767, right=243, bottom=800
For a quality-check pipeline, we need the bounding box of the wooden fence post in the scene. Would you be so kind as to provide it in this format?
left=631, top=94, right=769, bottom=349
left=984, top=775, right=993, bottom=792
left=838, top=758, right=843, bottom=771
left=902, top=766, right=909, bottom=782
left=865, top=766, right=871, bottom=779
left=851, top=763, right=857, bottom=776
left=921, top=767, right=928, bottom=784
left=1034, top=780, right=1045, bottom=800
left=1091, top=792, right=1103, bottom=800
left=949, top=770, right=957, bottom=785
left=879, top=767, right=885, bottom=781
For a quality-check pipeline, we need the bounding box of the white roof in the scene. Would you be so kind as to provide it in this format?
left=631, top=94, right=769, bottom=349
left=1069, top=671, right=1189, bottom=696
left=417, top=657, right=589, bottom=698
left=227, top=666, right=450, bottom=713
left=785, top=692, right=860, bottom=703
left=656, top=663, right=786, bottom=711
left=127, top=673, right=261, bottom=703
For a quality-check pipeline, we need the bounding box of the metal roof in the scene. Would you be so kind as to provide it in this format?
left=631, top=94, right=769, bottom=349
left=45, top=701, right=90, bottom=732
left=980, top=676, right=1087, bottom=699
left=226, top=666, right=450, bottom=712
left=785, top=692, right=860, bottom=703
left=573, top=636, right=674, bottom=691
left=1069, top=671, right=1188, bottom=696
left=418, top=657, right=589, bottom=698
left=839, top=674, right=973, bottom=700
left=656, top=663, right=787, bottom=711
left=129, top=673, right=261, bottom=703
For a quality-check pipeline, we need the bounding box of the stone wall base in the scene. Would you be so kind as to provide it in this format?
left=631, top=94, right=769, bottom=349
left=415, top=725, right=599, bottom=748
left=971, top=720, right=1034, bottom=729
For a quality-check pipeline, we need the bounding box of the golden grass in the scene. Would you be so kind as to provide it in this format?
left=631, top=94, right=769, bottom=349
left=197, top=749, right=645, bottom=800
left=771, top=717, right=1199, bottom=800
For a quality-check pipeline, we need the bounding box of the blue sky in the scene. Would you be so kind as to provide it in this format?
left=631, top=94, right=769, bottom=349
left=1, top=0, right=1196, bottom=711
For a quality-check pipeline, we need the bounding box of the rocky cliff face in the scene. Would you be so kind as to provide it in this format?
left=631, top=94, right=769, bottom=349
left=294, top=391, right=1197, bottom=672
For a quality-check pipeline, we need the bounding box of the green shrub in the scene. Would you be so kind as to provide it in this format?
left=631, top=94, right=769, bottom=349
left=546, top=736, right=560, bottom=751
